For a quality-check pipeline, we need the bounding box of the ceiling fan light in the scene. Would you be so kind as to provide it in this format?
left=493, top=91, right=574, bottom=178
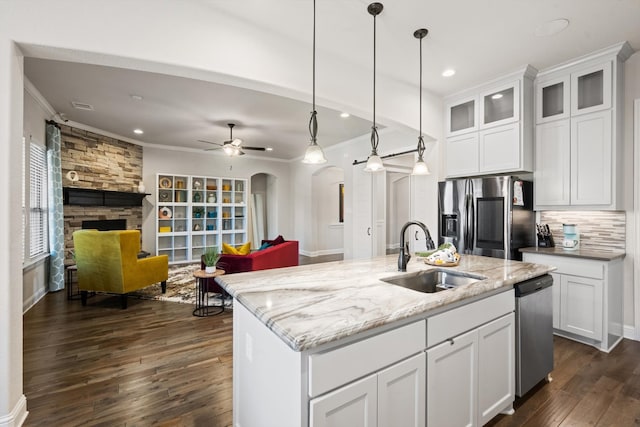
left=364, top=154, right=385, bottom=172
left=223, top=144, right=236, bottom=156
left=302, top=142, right=327, bottom=164
left=412, top=157, right=430, bottom=175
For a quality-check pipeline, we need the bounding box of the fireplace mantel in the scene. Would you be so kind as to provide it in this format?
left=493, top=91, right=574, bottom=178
left=63, top=187, right=149, bottom=207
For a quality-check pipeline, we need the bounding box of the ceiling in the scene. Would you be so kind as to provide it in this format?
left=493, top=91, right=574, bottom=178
left=23, top=0, right=640, bottom=161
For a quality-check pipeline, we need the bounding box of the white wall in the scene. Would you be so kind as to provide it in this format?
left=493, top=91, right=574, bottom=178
left=310, top=166, right=344, bottom=256
left=141, top=147, right=292, bottom=254
left=387, top=174, right=411, bottom=250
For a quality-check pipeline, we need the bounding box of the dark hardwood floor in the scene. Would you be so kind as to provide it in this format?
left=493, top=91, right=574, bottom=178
left=24, top=289, right=640, bottom=426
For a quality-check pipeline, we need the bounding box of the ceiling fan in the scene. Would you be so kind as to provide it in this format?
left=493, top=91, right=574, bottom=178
left=198, top=123, right=266, bottom=156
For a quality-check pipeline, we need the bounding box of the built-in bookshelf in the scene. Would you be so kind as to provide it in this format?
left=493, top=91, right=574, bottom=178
left=156, top=174, right=247, bottom=264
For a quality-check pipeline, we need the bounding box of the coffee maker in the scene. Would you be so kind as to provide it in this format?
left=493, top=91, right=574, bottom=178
left=562, top=223, right=580, bottom=250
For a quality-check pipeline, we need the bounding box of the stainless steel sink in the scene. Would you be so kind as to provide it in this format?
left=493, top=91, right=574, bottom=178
left=381, top=269, right=486, bottom=294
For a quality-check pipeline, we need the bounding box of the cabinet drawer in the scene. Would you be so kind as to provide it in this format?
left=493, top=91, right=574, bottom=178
left=427, top=290, right=514, bottom=348
left=308, top=320, right=426, bottom=398
left=522, top=253, right=604, bottom=279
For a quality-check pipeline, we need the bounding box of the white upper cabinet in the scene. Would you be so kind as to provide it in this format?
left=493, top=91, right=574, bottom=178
left=480, top=80, right=520, bottom=129
left=446, top=95, right=478, bottom=138
left=444, top=66, right=536, bottom=178
left=533, top=42, right=632, bottom=210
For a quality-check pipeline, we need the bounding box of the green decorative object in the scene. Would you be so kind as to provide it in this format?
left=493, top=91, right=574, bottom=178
left=193, top=191, right=202, bottom=203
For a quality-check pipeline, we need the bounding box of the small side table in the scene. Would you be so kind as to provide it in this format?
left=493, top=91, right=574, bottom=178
left=193, top=269, right=226, bottom=317
left=65, top=264, right=80, bottom=300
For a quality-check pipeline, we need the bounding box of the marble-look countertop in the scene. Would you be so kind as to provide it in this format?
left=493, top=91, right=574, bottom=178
left=519, top=246, right=625, bottom=261
left=215, top=254, right=555, bottom=352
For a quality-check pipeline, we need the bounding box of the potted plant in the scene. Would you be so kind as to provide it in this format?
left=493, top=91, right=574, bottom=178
left=203, top=247, right=219, bottom=273
left=193, top=207, right=204, bottom=218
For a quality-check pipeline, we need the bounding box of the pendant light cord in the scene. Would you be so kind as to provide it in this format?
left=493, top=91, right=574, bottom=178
left=309, top=0, right=318, bottom=144
left=370, top=8, right=379, bottom=153
left=415, top=29, right=427, bottom=159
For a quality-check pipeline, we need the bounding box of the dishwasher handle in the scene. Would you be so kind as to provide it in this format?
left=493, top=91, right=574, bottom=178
left=515, top=274, right=553, bottom=297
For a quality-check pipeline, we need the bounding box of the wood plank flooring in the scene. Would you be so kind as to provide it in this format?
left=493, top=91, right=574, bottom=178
left=24, top=290, right=640, bottom=426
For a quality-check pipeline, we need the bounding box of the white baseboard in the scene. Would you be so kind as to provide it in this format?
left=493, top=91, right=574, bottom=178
left=0, top=395, right=28, bottom=427
left=623, top=324, right=638, bottom=341
left=299, top=249, right=343, bottom=258
left=23, top=287, right=48, bottom=314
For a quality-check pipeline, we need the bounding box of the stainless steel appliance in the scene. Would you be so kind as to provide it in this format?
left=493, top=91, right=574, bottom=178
left=438, top=176, right=535, bottom=260
left=515, top=274, right=554, bottom=397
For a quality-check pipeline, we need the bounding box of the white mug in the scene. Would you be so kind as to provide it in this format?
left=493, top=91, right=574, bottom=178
left=563, top=238, right=579, bottom=249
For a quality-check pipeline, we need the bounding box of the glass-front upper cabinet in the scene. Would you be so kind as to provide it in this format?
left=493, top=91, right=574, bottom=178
left=571, top=61, right=612, bottom=116
left=446, top=95, right=478, bottom=137
left=536, top=75, right=570, bottom=124
left=479, top=80, right=519, bottom=129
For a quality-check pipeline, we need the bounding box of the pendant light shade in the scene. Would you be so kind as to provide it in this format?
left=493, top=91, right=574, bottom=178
left=364, top=2, right=385, bottom=173
left=302, top=0, right=327, bottom=164
left=412, top=28, right=430, bottom=175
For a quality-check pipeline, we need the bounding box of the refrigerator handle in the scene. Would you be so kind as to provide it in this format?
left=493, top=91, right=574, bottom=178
left=468, top=180, right=475, bottom=251
left=463, top=180, right=470, bottom=253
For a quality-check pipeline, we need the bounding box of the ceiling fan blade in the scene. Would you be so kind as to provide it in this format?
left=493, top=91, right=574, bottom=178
left=242, top=146, right=267, bottom=151
left=198, top=139, right=222, bottom=146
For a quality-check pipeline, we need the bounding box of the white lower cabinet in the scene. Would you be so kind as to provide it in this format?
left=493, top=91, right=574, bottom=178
left=427, top=329, right=477, bottom=427
left=310, top=353, right=426, bottom=427
left=522, top=253, right=623, bottom=352
left=426, top=291, right=515, bottom=427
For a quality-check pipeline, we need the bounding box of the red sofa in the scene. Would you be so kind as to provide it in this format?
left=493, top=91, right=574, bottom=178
left=214, top=240, right=299, bottom=274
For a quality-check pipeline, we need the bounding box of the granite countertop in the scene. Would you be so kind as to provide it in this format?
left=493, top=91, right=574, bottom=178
left=519, top=246, right=625, bottom=261
left=215, top=254, right=554, bottom=352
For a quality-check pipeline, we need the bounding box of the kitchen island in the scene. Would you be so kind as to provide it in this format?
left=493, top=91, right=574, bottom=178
left=216, top=254, right=554, bottom=427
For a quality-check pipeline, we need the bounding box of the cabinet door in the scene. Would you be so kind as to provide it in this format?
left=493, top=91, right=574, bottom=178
left=550, top=272, right=561, bottom=329
left=560, top=275, right=603, bottom=340
left=480, top=81, right=519, bottom=129
left=534, top=120, right=570, bottom=207
left=478, top=122, right=520, bottom=173
left=310, top=374, right=377, bottom=427
left=570, top=110, right=612, bottom=206
left=571, top=61, right=612, bottom=116
left=427, top=329, right=477, bottom=427
left=536, top=75, right=570, bottom=124
left=446, top=133, right=479, bottom=178
left=378, top=353, right=425, bottom=427
left=478, top=313, right=515, bottom=426
left=446, top=95, right=478, bottom=137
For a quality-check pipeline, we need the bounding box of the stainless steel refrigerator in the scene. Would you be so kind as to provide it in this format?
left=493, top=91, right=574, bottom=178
left=438, top=176, right=535, bottom=260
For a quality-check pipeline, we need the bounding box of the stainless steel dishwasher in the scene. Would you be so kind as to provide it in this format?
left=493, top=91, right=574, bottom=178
left=515, top=274, right=554, bottom=397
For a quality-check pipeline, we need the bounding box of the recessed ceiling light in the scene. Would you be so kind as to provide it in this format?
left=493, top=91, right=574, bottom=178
left=266, top=147, right=274, bottom=151
left=133, top=129, right=144, bottom=135
left=492, top=93, right=503, bottom=100
left=340, top=112, right=350, bottom=118
left=442, top=69, right=456, bottom=77
left=130, top=94, right=144, bottom=101
left=535, top=19, right=570, bottom=37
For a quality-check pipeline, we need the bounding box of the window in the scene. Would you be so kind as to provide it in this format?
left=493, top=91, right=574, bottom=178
left=24, top=140, right=49, bottom=261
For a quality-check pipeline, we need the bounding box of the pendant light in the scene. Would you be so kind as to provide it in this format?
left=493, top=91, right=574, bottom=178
left=412, top=28, right=430, bottom=175
left=302, top=0, right=327, bottom=164
left=364, top=2, right=385, bottom=172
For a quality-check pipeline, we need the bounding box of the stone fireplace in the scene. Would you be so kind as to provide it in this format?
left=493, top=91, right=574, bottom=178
left=60, top=125, right=144, bottom=264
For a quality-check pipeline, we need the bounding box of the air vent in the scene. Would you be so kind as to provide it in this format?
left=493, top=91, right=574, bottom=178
left=71, top=101, right=94, bottom=111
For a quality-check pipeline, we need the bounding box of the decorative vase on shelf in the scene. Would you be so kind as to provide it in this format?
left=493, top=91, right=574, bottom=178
left=208, top=194, right=216, bottom=203
left=193, top=192, right=202, bottom=203
left=137, top=181, right=146, bottom=193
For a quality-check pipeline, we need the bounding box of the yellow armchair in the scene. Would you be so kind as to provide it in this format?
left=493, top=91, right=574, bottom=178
left=72, top=229, right=169, bottom=308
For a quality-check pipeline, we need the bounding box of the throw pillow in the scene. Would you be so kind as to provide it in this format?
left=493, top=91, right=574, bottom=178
left=258, top=241, right=272, bottom=251
left=237, top=241, right=251, bottom=255
left=222, top=242, right=240, bottom=255
left=271, top=235, right=286, bottom=246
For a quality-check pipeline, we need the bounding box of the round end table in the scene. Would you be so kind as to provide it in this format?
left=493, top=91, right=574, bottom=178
left=192, top=269, right=226, bottom=317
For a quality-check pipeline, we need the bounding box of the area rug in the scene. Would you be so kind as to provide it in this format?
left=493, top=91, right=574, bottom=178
left=131, top=263, right=233, bottom=307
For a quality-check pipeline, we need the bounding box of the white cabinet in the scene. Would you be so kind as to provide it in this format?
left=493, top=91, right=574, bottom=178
left=311, top=353, right=426, bottom=427
left=522, top=253, right=623, bottom=352
left=427, top=329, right=477, bottom=427
left=156, top=173, right=248, bottom=264
left=533, top=42, right=632, bottom=210
left=426, top=291, right=515, bottom=427
left=444, top=66, right=536, bottom=178
left=310, top=374, right=377, bottom=427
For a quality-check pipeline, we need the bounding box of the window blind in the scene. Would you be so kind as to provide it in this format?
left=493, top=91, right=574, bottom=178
left=29, top=142, right=48, bottom=258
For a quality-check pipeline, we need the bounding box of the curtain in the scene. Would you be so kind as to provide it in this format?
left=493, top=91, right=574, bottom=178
left=46, top=121, right=65, bottom=292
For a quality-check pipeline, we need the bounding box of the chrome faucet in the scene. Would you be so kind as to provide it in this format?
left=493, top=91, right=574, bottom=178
left=398, top=220, right=435, bottom=272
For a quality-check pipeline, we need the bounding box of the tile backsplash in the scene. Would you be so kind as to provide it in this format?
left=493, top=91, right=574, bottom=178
left=539, top=211, right=626, bottom=252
